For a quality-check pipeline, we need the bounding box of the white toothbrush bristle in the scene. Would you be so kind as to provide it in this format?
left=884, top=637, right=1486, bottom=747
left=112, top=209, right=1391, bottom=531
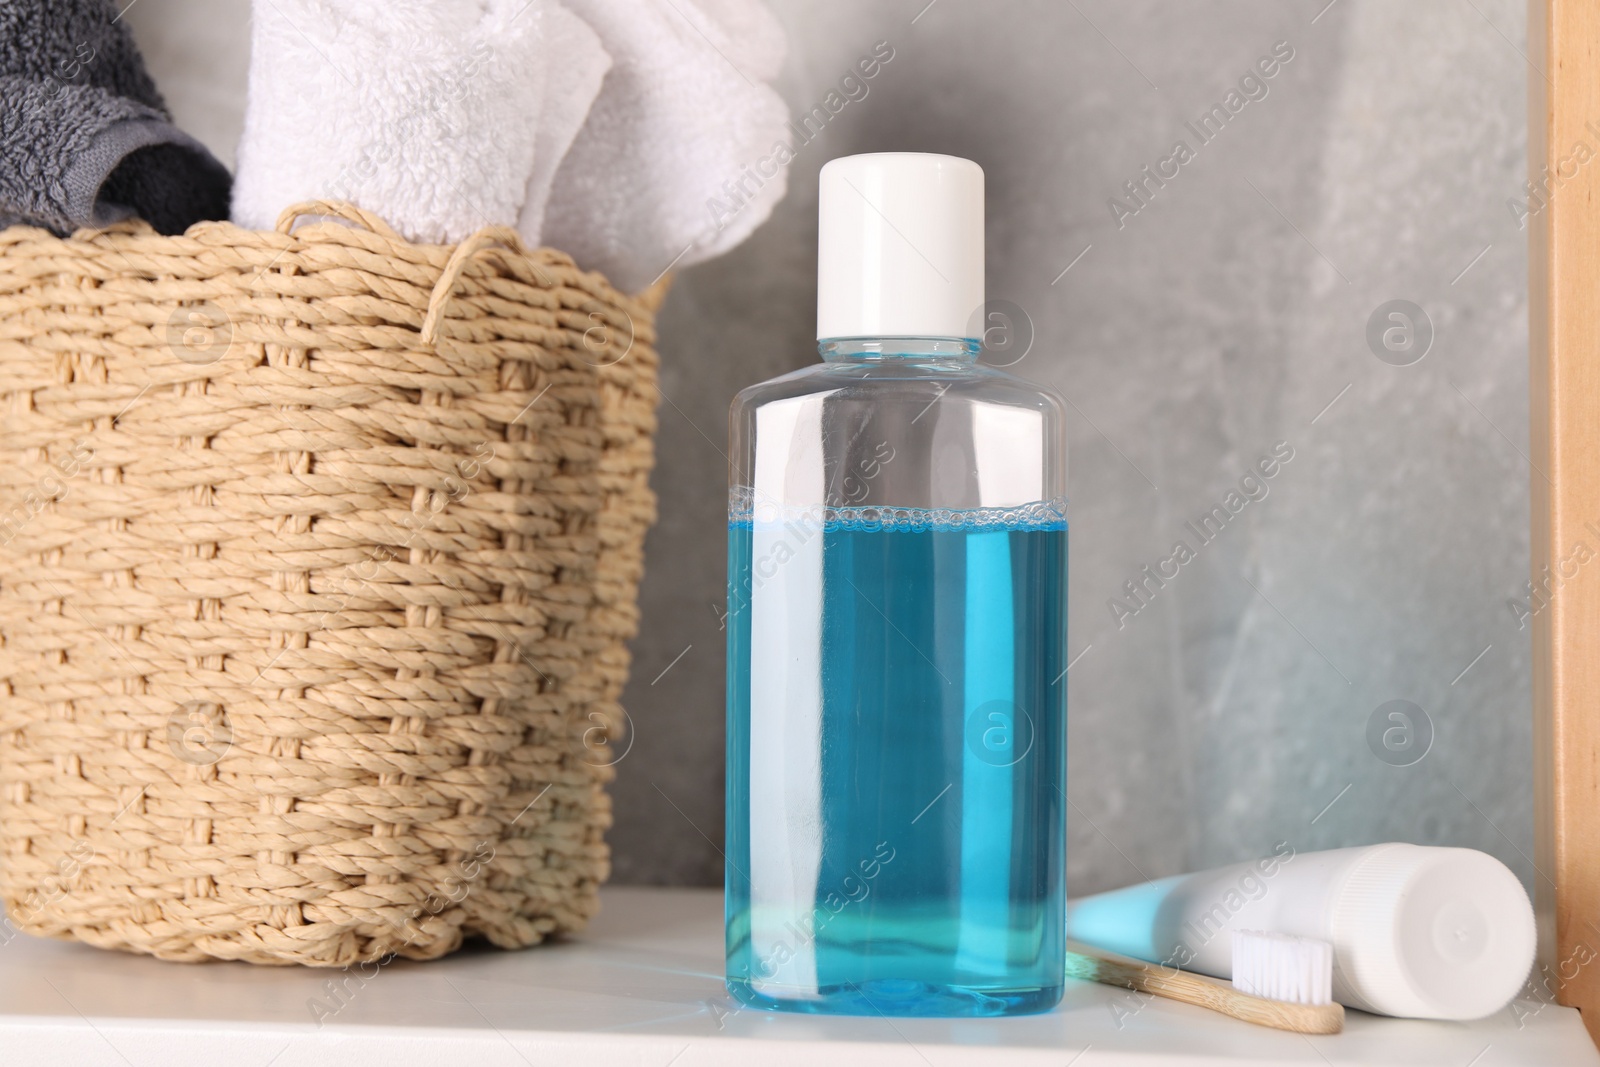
left=1231, top=929, right=1334, bottom=1006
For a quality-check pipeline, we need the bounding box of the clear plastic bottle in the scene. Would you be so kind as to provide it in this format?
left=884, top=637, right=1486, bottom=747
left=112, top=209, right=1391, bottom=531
left=724, top=154, right=1068, bottom=1017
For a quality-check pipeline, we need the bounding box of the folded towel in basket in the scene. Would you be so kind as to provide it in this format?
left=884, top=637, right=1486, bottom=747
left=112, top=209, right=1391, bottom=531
left=0, top=77, right=232, bottom=235
left=231, top=0, right=548, bottom=245
left=533, top=0, right=791, bottom=292
left=231, top=0, right=792, bottom=289
left=0, top=0, right=232, bottom=235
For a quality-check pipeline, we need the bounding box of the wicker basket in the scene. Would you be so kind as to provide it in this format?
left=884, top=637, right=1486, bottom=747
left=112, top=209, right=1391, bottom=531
left=0, top=202, right=660, bottom=965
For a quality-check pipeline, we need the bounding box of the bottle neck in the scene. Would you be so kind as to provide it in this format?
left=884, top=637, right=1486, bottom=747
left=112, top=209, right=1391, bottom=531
left=818, top=337, right=980, bottom=363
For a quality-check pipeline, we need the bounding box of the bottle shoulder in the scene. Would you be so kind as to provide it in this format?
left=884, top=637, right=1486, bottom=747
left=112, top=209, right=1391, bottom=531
left=730, top=356, right=1068, bottom=507
left=732, top=359, right=1066, bottom=420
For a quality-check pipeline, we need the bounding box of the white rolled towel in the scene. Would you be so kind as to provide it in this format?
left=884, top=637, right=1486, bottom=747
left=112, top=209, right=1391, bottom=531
left=531, top=0, right=791, bottom=292
left=232, top=0, right=548, bottom=244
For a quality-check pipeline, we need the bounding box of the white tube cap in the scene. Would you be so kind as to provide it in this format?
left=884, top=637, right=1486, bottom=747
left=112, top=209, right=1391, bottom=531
left=816, top=153, right=984, bottom=340
left=1329, top=844, right=1535, bottom=1020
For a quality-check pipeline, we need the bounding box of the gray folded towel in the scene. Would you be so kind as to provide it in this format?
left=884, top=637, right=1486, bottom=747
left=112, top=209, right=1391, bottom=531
left=0, top=0, right=231, bottom=236
left=0, top=0, right=167, bottom=106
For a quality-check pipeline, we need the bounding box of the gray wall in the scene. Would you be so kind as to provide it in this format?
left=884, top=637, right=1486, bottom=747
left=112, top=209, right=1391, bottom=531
left=130, top=0, right=1536, bottom=896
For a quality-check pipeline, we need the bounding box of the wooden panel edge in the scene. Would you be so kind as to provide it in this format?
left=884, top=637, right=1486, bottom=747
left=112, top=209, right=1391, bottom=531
left=1531, top=0, right=1600, bottom=1049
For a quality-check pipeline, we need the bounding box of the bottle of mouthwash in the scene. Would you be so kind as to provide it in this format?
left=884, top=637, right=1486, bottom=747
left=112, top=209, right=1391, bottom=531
left=724, top=153, right=1067, bottom=1017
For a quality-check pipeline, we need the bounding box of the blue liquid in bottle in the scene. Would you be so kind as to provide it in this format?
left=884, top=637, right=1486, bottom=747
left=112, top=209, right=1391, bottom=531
left=725, top=504, right=1067, bottom=1016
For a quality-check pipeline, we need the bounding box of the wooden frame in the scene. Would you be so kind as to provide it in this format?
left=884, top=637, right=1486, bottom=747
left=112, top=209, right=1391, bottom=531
left=1531, top=0, right=1600, bottom=1048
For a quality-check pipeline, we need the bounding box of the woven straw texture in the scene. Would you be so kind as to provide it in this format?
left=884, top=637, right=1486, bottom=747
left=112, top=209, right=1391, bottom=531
left=0, top=202, right=660, bottom=966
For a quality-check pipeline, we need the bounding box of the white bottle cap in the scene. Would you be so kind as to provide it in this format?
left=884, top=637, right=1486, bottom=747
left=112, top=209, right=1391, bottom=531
left=1329, top=844, right=1535, bottom=1020
left=816, top=152, right=984, bottom=341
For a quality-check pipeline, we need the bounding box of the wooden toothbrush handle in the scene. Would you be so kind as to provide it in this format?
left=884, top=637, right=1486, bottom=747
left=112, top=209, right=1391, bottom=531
left=1064, top=941, right=1346, bottom=1035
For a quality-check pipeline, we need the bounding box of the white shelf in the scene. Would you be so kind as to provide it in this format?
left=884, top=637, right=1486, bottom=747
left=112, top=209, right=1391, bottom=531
left=1, top=886, right=1593, bottom=1066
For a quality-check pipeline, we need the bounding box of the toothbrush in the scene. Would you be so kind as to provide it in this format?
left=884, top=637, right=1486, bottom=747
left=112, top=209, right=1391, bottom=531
left=1064, top=931, right=1345, bottom=1034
